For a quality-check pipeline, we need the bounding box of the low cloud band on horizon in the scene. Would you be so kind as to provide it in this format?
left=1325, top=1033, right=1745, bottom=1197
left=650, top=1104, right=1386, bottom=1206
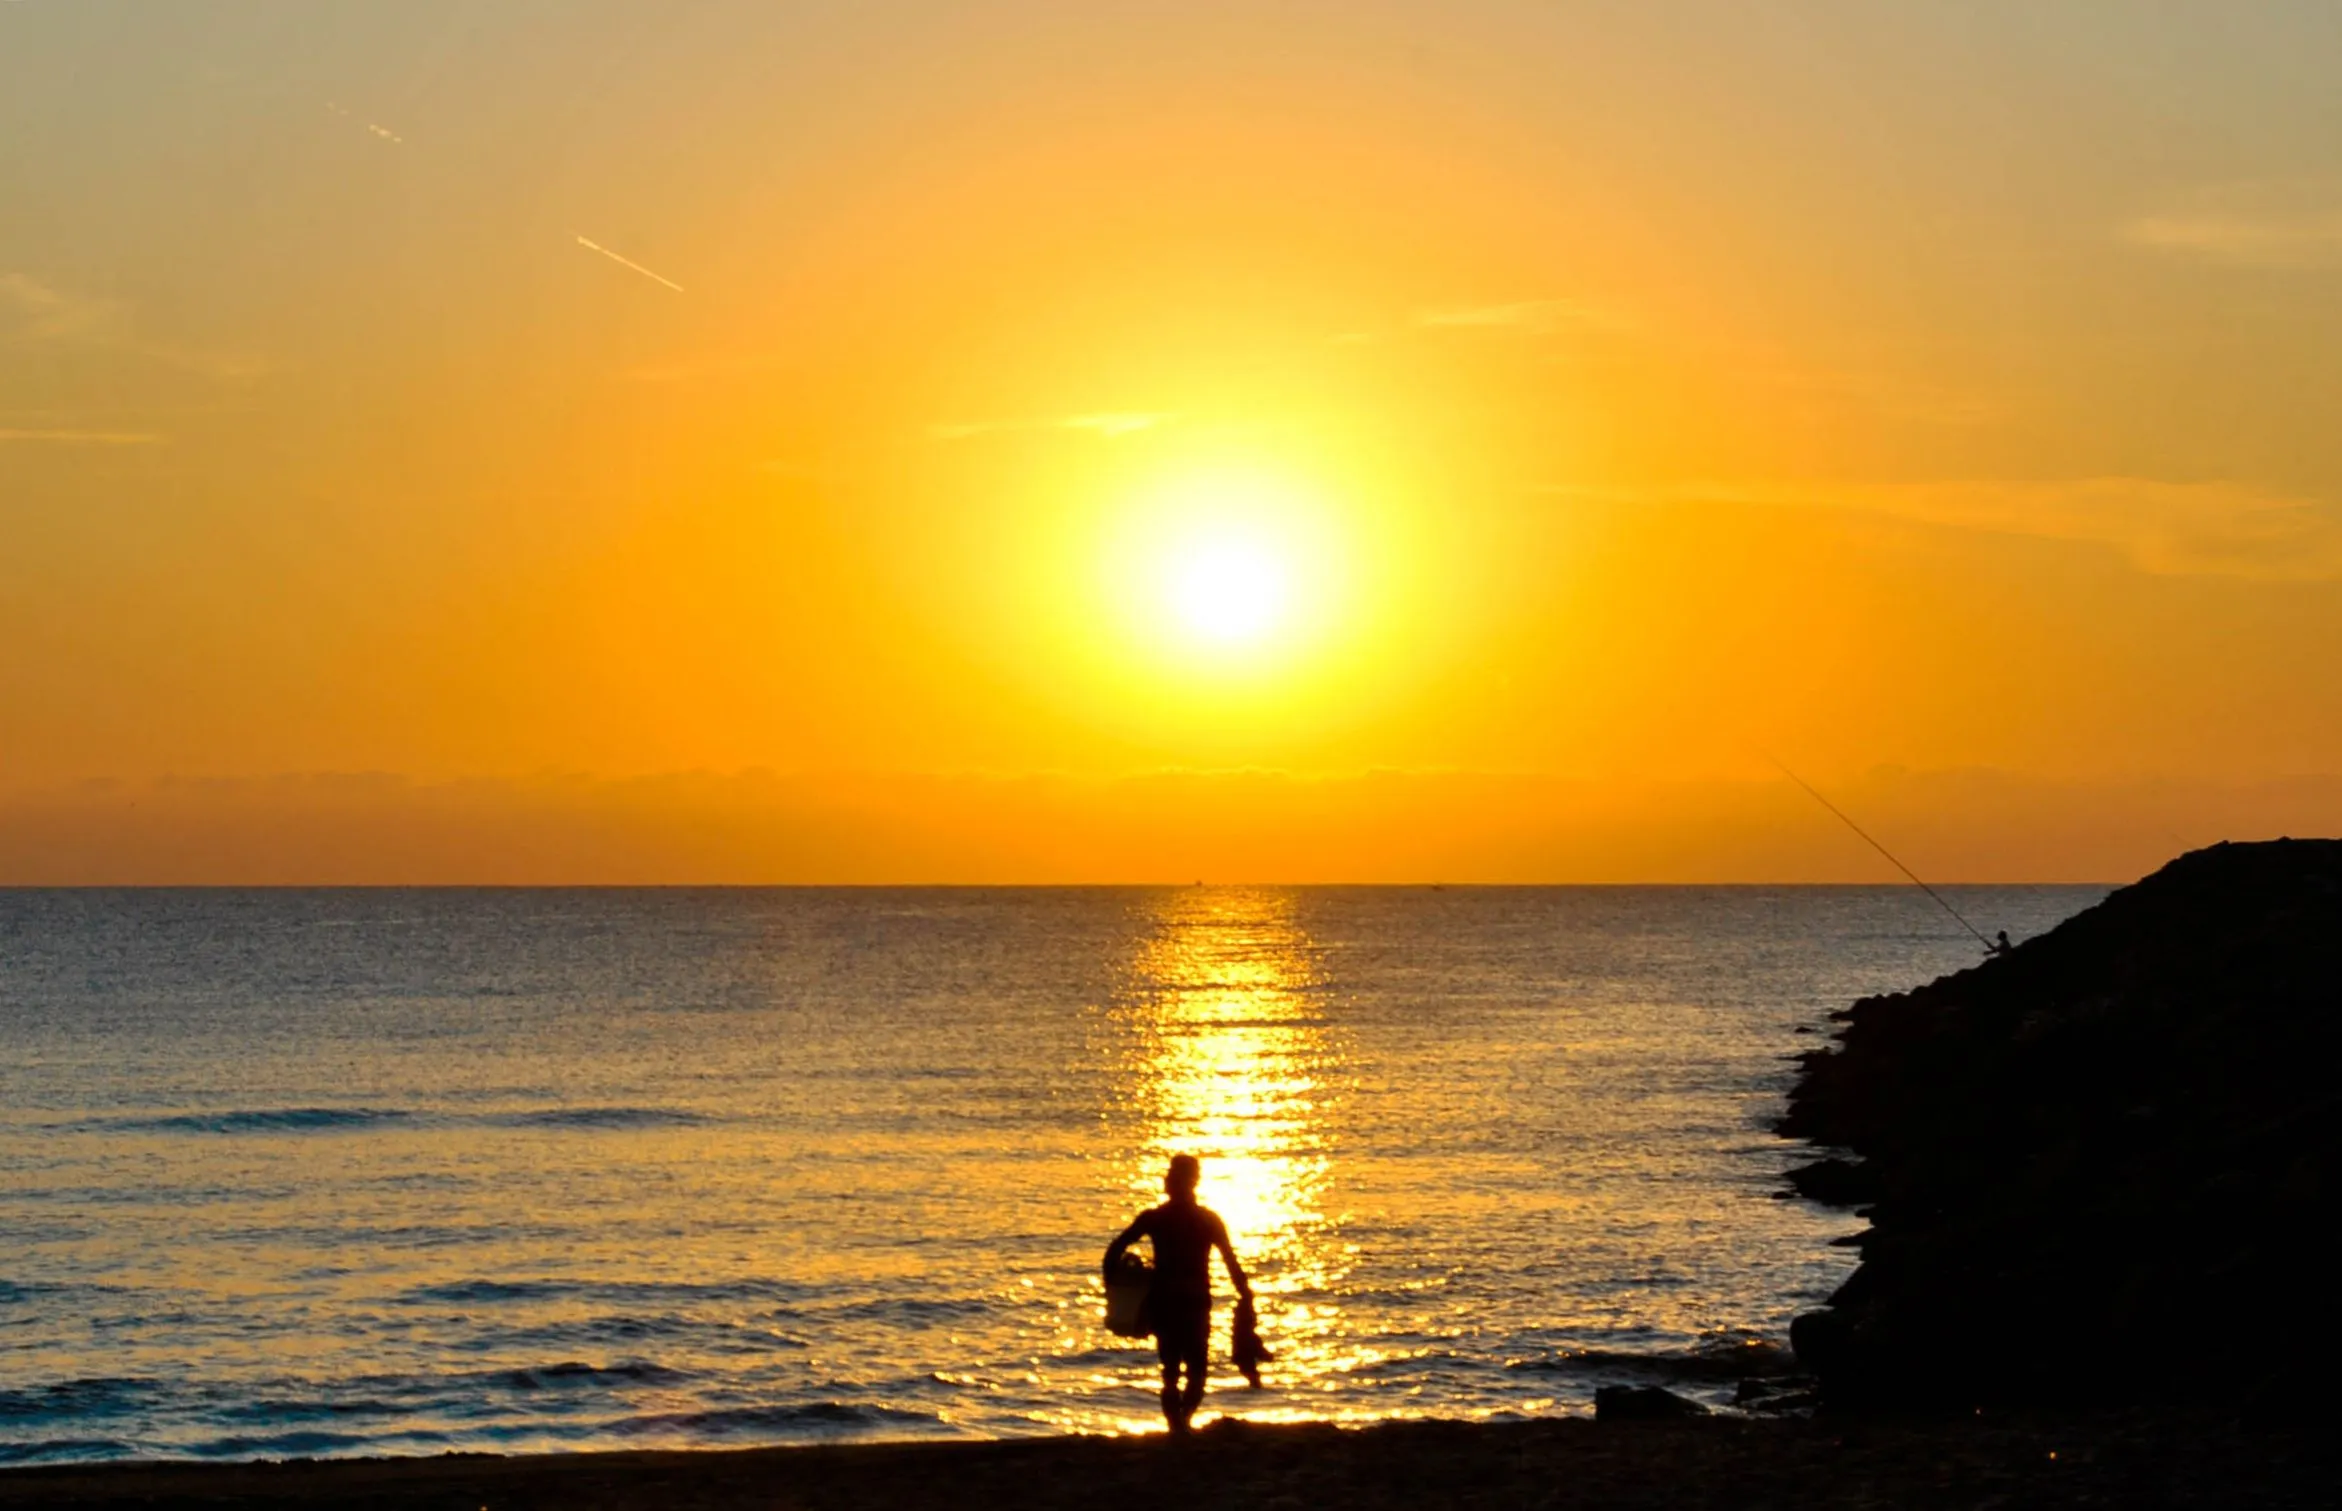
left=4, top=765, right=2335, bottom=886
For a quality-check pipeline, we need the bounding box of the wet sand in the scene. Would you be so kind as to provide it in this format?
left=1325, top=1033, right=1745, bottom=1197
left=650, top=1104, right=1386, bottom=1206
left=2, top=1411, right=2328, bottom=1510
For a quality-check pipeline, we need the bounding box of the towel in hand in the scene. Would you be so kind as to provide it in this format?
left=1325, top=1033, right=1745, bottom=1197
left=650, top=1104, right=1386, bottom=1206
left=1231, top=1294, right=1272, bottom=1388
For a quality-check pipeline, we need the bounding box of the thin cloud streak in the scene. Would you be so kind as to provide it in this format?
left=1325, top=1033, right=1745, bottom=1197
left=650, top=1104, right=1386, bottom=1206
left=0, top=428, right=164, bottom=445
left=928, top=412, right=1169, bottom=442
left=621, top=351, right=787, bottom=384
left=1652, top=478, right=2342, bottom=581
left=575, top=236, right=685, bottom=293
left=2125, top=184, right=2342, bottom=269
left=1, top=272, right=121, bottom=343
left=1061, top=412, right=1163, bottom=437
left=2127, top=210, right=2342, bottom=268
left=1740, top=364, right=2005, bottom=428
left=1413, top=298, right=1615, bottom=333
left=0, top=272, right=271, bottom=379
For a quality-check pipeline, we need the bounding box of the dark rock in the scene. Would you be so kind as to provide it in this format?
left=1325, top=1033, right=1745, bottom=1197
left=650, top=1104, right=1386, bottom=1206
left=1733, top=1377, right=1821, bottom=1414
left=1594, top=1385, right=1710, bottom=1421
left=1782, top=1156, right=1879, bottom=1206
left=1780, top=839, right=2342, bottom=1410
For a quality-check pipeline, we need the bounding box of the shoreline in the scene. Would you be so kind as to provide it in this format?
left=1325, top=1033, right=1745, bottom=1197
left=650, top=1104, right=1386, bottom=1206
left=3, top=1411, right=2328, bottom=1510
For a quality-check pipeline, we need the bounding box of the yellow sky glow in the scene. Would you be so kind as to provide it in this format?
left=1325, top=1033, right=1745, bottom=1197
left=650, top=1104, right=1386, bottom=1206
left=3, top=2, right=2340, bottom=881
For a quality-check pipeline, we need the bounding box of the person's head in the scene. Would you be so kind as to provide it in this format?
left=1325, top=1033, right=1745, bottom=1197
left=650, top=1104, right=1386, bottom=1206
left=1164, top=1154, right=1200, bottom=1202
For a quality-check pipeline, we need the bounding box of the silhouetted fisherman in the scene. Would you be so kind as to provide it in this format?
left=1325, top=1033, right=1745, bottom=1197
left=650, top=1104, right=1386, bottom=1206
left=1103, top=1154, right=1252, bottom=1433
left=1986, top=929, right=2014, bottom=956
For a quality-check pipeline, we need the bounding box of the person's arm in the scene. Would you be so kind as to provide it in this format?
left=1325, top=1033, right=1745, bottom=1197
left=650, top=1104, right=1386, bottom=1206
left=1103, top=1211, right=1150, bottom=1280
left=1212, top=1214, right=1251, bottom=1300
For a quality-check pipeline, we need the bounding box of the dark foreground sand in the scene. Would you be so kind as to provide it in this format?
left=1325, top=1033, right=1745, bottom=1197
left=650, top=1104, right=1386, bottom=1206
left=3, top=1411, right=2330, bottom=1510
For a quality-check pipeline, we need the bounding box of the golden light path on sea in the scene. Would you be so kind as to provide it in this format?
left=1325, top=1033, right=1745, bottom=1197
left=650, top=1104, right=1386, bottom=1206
left=1102, top=889, right=1377, bottom=1427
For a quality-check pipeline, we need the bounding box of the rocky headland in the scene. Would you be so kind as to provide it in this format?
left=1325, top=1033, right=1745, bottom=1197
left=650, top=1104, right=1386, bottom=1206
left=1781, top=838, right=2341, bottom=1408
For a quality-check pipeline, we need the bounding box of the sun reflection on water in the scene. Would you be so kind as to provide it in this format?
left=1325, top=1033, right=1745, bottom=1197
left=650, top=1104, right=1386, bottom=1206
left=1104, top=888, right=1357, bottom=1415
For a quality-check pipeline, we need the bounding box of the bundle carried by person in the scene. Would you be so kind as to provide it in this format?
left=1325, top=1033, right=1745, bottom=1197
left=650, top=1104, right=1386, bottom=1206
left=1102, top=1249, right=1153, bottom=1338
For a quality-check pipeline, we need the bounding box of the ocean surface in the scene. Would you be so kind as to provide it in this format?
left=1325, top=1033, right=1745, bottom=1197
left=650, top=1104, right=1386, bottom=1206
left=0, top=885, right=2102, bottom=1463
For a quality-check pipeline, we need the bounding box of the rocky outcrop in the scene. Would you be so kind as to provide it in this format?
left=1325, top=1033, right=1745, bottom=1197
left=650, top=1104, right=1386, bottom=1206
left=1594, top=1385, right=1710, bottom=1421
left=1781, top=839, right=2342, bottom=1408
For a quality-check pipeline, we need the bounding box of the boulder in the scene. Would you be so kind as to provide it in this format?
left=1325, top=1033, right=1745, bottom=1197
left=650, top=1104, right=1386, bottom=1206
left=1781, top=1156, right=1878, bottom=1206
left=1733, top=1377, right=1820, bottom=1414
left=1594, top=1385, right=1710, bottom=1421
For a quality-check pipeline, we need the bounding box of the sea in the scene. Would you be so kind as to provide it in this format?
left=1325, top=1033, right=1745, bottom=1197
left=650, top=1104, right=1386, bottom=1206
left=0, top=885, right=2103, bottom=1463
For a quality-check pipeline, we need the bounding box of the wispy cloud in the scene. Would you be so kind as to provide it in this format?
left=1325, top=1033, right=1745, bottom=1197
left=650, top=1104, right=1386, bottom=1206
left=0, top=272, right=272, bottom=379
left=0, top=272, right=121, bottom=344
left=1413, top=299, right=1615, bottom=334
left=756, top=458, right=837, bottom=482
left=928, top=412, right=1170, bottom=442
left=2127, top=209, right=2342, bottom=268
left=1684, top=477, right=2342, bottom=580
left=2125, top=184, right=2342, bottom=269
left=1060, top=412, right=1163, bottom=437
left=1744, top=364, right=2004, bottom=428
left=621, top=351, right=786, bottom=384
left=0, top=428, right=164, bottom=446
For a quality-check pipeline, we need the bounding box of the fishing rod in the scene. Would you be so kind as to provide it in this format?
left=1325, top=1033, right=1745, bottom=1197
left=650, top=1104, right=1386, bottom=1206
left=1762, top=751, right=1998, bottom=952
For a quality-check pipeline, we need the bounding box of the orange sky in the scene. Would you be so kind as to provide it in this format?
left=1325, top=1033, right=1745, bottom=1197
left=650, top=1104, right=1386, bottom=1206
left=5, top=2, right=2340, bottom=881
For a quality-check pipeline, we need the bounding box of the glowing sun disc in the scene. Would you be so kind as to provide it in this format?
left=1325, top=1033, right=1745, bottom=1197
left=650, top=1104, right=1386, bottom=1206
left=1166, top=537, right=1289, bottom=646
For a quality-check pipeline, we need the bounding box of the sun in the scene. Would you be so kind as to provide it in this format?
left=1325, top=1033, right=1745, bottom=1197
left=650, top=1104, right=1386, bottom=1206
left=1086, top=457, right=1352, bottom=685
left=1165, top=534, right=1290, bottom=647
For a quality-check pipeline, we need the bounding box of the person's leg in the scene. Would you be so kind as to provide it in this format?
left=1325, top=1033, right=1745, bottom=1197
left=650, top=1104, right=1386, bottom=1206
left=1155, top=1325, right=1183, bottom=1429
left=1177, top=1354, right=1206, bottom=1425
left=1175, top=1311, right=1209, bottom=1427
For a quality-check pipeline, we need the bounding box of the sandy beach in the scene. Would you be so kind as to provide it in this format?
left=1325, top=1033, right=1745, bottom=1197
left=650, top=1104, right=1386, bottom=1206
left=3, top=1411, right=2330, bottom=1510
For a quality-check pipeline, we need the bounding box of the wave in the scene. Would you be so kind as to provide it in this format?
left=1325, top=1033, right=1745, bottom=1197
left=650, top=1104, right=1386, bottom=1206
left=0, top=1438, right=140, bottom=1465
left=0, top=1280, right=123, bottom=1305
left=488, top=1107, right=709, bottom=1130
left=494, top=1360, right=694, bottom=1391
left=215, top=1395, right=416, bottom=1424
left=478, top=1315, right=719, bottom=1352
left=0, top=1377, right=162, bottom=1423
left=1331, top=1350, right=1516, bottom=1383
left=819, top=1296, right=993, bottom=1325
left=400, top=1278, right=570, bottom=1305
left=608, top=1402, right=943, bottom=1439
left=84, top=1108, right=414, bottom=1136
left=398, top=1276, right=828, bottom=1309
left=62, top=1105, right=718, bottom=1137
left=1506, top=1333, right=1798, bottom=1383
left=192, top=1427, right=454, bottom=1459
left=390, top=1294, right=821, bottom=1357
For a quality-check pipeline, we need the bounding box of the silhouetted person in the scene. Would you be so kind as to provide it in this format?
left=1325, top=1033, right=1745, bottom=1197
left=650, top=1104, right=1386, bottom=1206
left=1987, top=929, right=2014, bottom=956
left=1103, top=1154, right=1251, bottom=1433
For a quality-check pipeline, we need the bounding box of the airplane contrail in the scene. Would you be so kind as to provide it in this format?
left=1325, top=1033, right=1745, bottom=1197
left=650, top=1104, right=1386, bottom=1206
left=575, top=235, right=684, bottom=293
left=326, top=102, right=402, bottom=143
